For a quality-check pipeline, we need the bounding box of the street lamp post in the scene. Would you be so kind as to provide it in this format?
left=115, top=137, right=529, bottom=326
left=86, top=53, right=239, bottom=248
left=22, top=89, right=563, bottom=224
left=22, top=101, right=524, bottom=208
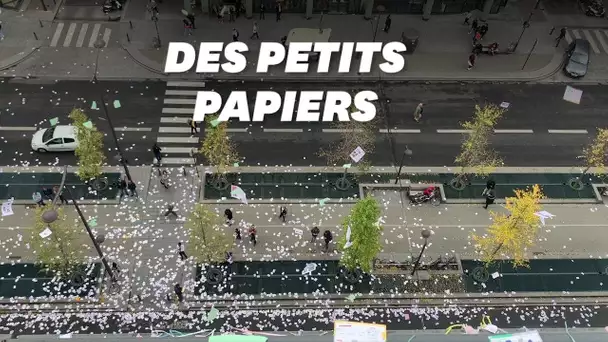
left=411, top=229, right=431, bottom=276
left=99, top=98, right=133, bottom=183
left=152, top=13, right=161, bottom=48
left=395, top=146, right=413, bottom=185
left=42, top=167, right=115, bottom=282
left=371, top=5, right=386, bottom=42
left=513, top=0, right=541, bottom=51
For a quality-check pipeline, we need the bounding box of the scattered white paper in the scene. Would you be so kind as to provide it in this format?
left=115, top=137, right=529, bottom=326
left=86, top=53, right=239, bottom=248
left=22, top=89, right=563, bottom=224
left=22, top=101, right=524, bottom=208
left=59, top=333, right=73, bottom=339
left=39, top=227, right=52, bottom=238
left=346, top=294, right=357, bottom=302
left=563, top=85, right=582, bottom=104
left=349, top=146, right=366, bottom=163
left=344, top=225, right=353, bottom=249
left=499, top=102, right=510, bottom=109
left=1, top=200, right=13, bottom=216
left=491, top=272, right=500, bottom=279
left=534, top=210, right=555, bottom=225
left=293, top=228, right=303, bottom=235
left=302, top=262, right=317, bottom=275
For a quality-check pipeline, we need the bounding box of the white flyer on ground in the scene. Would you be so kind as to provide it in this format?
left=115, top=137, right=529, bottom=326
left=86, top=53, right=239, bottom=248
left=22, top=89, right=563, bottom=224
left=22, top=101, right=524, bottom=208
left=349, top=146, right=366, bottom=163
left=1, top=199, right=14, bottom=216
left=334, top=320, right=386, bottom=342
left=39, top=227, right=52, bottom=238
left=563, top=85, right=583, bottom=104
left=500, top=102, right=510, bottom=109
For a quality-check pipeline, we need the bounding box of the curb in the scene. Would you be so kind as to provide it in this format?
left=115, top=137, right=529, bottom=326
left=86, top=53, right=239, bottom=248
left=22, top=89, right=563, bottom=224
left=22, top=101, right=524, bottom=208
left=122, top=45, right=167, bottom=77
left=0, top=42, right=42, bottom=71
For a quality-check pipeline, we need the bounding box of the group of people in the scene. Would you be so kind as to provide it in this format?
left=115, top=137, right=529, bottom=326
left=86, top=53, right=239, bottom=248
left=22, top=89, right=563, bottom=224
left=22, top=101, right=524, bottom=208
left=463, top=14, right=491, bottom=70
left=33, top=186, right=68, bottom=206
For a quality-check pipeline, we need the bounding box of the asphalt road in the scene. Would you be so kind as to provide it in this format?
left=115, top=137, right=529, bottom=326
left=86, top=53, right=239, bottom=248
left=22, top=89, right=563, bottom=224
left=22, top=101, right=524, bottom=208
left=0, top=304, right=605, bottom=334
left=0, top=80, right=605, bottom=167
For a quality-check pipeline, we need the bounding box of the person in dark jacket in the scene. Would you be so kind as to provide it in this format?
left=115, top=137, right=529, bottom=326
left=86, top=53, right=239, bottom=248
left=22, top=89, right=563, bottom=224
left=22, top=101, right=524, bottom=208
left=323, top=230, right=333, bottom=251
left=311, top=226, right=320, bottom=242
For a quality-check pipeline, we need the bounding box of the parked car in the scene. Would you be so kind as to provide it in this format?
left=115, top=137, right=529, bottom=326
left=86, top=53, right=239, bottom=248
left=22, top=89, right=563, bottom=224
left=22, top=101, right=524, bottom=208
left=563, top=39, right=590, bottom=78
left=31, top=125, right=79, bottom=152
left=579, top=0, right=605, bottom=16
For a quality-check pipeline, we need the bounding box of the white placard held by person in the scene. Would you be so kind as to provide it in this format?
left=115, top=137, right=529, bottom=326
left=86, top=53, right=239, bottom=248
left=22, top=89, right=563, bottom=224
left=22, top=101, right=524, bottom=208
left=349, top=146, right=366, bottom=163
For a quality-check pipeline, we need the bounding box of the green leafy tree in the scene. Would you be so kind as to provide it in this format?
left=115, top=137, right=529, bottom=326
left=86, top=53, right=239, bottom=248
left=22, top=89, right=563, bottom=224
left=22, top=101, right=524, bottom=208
left=338, top=196, right=383, bottom=273
left=200, top=115, right=239, bottom=177
left=69, top=108, right=106, bottom=181
left=319, top=104, right=376, bottom=170
left=30, top=204, right=89, bottom=276
left=454, top=104, right=504, bottom=183
left=581, top=128, right=608, bottom=175
left=186, top=204, right=233, bottom=263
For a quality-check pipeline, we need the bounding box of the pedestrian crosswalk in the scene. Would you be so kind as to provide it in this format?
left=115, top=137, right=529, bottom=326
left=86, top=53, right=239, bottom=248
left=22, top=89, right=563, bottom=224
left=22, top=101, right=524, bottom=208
left=157, top=81, right=206, bottom=165
left=565, top=28, right=608, bottom=54
left=49, top=22, right=114, bottom=48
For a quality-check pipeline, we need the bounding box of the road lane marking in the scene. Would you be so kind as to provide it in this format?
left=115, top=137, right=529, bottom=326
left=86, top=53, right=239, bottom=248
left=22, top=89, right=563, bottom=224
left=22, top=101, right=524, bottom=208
left=323, top=128, right=364, bottom=133
left=226, top=128, right=249, bottom=132
left=572, top=29, right=582, bottom=40
left=158, top=147, right=196, bottom=154
left=0, top=126, right=37, bottom=131
left=159, top=127, right=192, bottom=133
left=164, top=98, right=196, bottom=105
left=63, top=23, right=77, bottom=47
left=596, top=30, right=608, bottom=54
left=88, top=24, right=101, bottom=47
left=583, top=29, right=600, bottom=54
left=436, top=129, right=472, bottom=133
left=264, top=128, right=303, bottom=133
left=161, top=117, right=190, bottom=123
left=493, top=129, right=534, bottom=133
left=102, top=28, right=112, bottom=47
left=155, top=157, right=195, bottom=164
left=379, top=129, right=421, bottom=133
left=49, top=23, right=64, bottom=47
left=565, top=31, right=573, bottom=44
left=162, top=108, right=193, bottom=114
left=548, top=129, right=588, bottom=134
left=167, top=81, right=206, bottom=87
left=156, top=137, right=199, bottom=143
left=165, top=90, right=199, bottom=96
left=114, top=127, right=152, bottom=132
left=75, top=23, right=88, bottom=48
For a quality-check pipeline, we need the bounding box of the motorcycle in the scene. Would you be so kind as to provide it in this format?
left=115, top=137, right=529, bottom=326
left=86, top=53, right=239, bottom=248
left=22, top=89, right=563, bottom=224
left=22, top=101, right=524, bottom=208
left=103, top=0, right=123, bottom=13
left=407, top=186, right=441, bottom=206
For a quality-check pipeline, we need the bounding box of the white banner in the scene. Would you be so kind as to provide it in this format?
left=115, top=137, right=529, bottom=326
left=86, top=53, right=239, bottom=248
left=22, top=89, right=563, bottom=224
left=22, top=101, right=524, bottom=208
left=488, top=330, right=543, bottom=342
left=334, top=320, right=386, bottom=342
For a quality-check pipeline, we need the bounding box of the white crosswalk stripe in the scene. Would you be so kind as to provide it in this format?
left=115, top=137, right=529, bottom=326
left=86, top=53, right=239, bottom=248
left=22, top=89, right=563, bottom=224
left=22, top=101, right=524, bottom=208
left=566, top=28, right=608, bottom=54
left=156, top=82, right=206, bottom=165
left=49, top=22, right=113, bottom=48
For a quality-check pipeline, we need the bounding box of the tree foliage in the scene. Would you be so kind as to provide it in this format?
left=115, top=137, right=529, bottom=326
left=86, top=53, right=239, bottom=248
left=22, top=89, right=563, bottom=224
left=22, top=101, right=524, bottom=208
left=318, top=104, right=376, bottom=169
left=200, top=114, right=239, bottom=175
left=455, top=104, right=504, bottom=179
left=338, top=196, right=383, bottom=273
left=582, top=128, right=608, bottom=175
left=186, top=204, right=233, bottom=264
left=472, top=184, right=544, bottom=267
left=30, top=204, right=89, bottom=276
left=69, top=108, right=106, bottom=181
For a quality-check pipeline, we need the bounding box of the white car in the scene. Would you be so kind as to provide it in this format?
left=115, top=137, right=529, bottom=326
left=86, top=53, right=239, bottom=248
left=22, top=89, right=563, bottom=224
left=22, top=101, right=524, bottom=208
left=31, top=125, right=79, bottom=152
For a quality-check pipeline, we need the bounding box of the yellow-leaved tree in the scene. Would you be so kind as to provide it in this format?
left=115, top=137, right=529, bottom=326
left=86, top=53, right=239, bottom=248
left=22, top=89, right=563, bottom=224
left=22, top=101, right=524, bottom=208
left=69, top=108, right=106, bottom=182
left=581, top=128, right=608, bottom=175
left=200, top=115, right=239, bottom=185
left=186, top=204, right=233, bottom=263
left=30, top=204, right=89, bottom=276
left=318, top=103, right=376, bottom=171
left=472, top=184, right=544, bottom=267
left=453, top=104, right=504, bottom=189
left=338, top=196, right=383, bottom=273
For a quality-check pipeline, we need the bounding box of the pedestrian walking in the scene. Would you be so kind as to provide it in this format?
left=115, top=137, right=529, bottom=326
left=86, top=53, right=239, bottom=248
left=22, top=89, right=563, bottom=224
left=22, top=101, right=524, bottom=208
left=235, top=227, right=242, bottom=240
left=555, top=27, right=566, bottom=47
left=174, top=283, right=183, bottom=302
left=42, top=187, right=54, bottom=201
left=232, top=28, right=239, bottom=41
left=0, top=22, right=5, bottom=41
left=160, top=170, right=170, bottom=189
left=467, top=53, right=476, bottom=70
left=383, top=15, right=391, bottom=32
left=479, top=23, right=488, bottom=39
left=225, top=208, right=233, bottom=225
left=469, top=18, right=478, bottom=34
left=118, top=177, right=128, bottom=198
left=248, top=225, right=257, bottom=246
left=187, top=13, right=196, bottom=29
left=153, top=143, right=162, bottom=165
left=413, top=103, right=424, bottom=122
left=323, top=230, right=333, bottom=251
left=482, top=186, right=495, bottom=209
left=225, top=251, right=234, bottom=264
left=229, top=6, right=235, bottom=21
left=280, top=35, right=287, bottom=46
left=463, top=11, right=471, bottom=25
left=259, top=3, right=265, bottom=19
left=275, top=2, right=281, bottom=21
left=472, top=31, right=481, bottom=45
left=164, top=204, right=178, bottom=218
left=183, top=19, right=193, bottom=36
left=188, top=119, right=198, bottom=135
left=111, top=262, right=121, bottom=274
left=278, top=206, right=287, bottom=222
left=53, top=185, right=69, bottom=204
left=128, top=180, right=137, bottom=197
left=251, top=22, right=259, bottom=39
left=33, top=192, right=44, bottom=206
left=178, top=242, right=188, bottom=260
left=311, top=226, right=320, bottom=242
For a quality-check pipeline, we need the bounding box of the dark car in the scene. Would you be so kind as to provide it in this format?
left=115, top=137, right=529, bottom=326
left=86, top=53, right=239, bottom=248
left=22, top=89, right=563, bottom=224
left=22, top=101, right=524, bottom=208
left=564, top=39, right=590, bottom=78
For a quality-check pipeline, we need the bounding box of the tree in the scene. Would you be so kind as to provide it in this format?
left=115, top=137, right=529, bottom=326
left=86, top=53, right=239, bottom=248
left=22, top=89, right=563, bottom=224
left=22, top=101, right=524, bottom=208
left=581, top=128, right=608, bottom=175
left=186, top=204, right=233, bottom=264
left=200, top=115, right=239, bottom=177
left=318, top=104, right=376, bottom=170
left=472, top=184, right=544, bottom=267
left=30, top=204, right=89, bottom=276
left=69, top=108, right=106, bottom=182
left=453, top=104, right=504, bottom=186
left=338, top=196, right=383, bottom=273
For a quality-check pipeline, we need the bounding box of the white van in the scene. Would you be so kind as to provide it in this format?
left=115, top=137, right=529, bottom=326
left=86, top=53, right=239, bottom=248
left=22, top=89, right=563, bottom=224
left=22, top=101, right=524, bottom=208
left=31, top=125, right=79, bottom=152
